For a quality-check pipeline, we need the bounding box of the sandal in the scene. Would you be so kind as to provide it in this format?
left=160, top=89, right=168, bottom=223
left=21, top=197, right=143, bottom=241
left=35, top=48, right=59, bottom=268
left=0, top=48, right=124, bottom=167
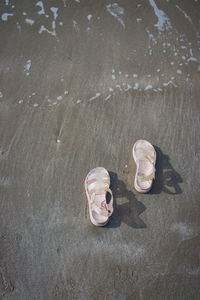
left=133, top=139, right=156, bottom=193
left=84, top=167, right=113, bottom=226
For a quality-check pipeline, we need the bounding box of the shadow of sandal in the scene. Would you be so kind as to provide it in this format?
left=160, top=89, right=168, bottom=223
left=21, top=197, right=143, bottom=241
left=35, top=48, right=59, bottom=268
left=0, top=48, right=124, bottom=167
left=106, top=171, right=147, bottom=229
left=150, top=146, right=183, bottom=195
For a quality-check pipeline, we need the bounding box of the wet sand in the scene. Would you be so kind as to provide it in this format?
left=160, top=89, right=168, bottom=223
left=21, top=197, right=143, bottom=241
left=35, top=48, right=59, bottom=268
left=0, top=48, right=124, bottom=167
left=0, top=0, right=200, bottom=299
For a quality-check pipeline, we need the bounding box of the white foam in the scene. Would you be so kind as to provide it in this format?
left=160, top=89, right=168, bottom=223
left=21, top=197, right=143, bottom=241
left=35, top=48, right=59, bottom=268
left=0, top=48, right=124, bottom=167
left=188, top=57, right=197, bottom=62
left=0, top=91, right=3, bottom=98
left=109, top=87, right=114, bottom=92
left=25, top=18, right=35, bottom=25
left=177, top=69, right=182, bottom=74
left=87, top=14, right=93, bottom=21
left=145, top=84, right=153, bottom=90
left=73, top=20, right=78, bottom=31
left=163, top=81, right=178, bottom=87
left=112, top=68, right=115, bottom=73
left=146, top=28, right=157, bottom=44
left=77, top=99, right=81, bottom=104
left=112, top=74, right=116, bottom=80
left=75, top=0, right=80, bottom=2
left=5, top=0, right=9, bottom=5
left=39, top=24, right=55, bottom=36
left=39, top=7, right=58, bottom=36
left=89, top=93, right=101, bottom=101
left=176, top=5, right=192, bottom=24
left=64, top=90, right=69, bottom=95
left=16, top=22, right=21, bottom=33
left=24, top=59, right=32, bottom=75
left=36, top=1, right=45, bottom=15
left=51, top=7, right=58, bottom=20
left=22, top=12, right=27, bottom=16
left=133, top=73, right=138, bottom=78
left=105, top=95, right=111, bottom=101
left=136, top=18, right=142, bottom=23
left=148, top=0, right=172, bottom=31
left=52, top=20, right=57, bottom=31
left=63, top=0, right=67, bottom=7
left=133, top=83, right=139, bottom=90
left=116, top=84, right=122, bottom=91
left=125, top=84, right=132, bottom=91
left=106, top=3, right=125, bottom=28
left=33, top=103, right=39, bottom=107
left=2, top=13, right=14, bottom=21
left=157, top=68, right=160, bottom=72
left=57, top=96, right=63, bottom=100
left=0, top=176, right=10, bottom=186
left=18, top=99, right=23, bottom=104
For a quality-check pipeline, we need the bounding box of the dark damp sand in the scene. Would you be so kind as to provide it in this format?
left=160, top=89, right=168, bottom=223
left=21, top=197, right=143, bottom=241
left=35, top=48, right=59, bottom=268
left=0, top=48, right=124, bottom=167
left=0, top=0, right=200, bottom=299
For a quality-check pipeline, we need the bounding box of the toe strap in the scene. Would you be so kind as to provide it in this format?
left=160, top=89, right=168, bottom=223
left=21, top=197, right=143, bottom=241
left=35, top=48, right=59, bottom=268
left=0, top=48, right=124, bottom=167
left=90, top=188, right=113, bottom=217
left=138, top=168, right=155, bottom=182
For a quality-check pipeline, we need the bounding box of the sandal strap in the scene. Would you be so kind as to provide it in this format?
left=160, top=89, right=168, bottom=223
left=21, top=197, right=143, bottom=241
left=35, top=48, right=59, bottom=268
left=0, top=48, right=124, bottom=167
left=106, top=188, right=114, bottom=216
left=138, top=168, right=155, bottom=182
left=90, top=188, right=113, bottom=217
left=135, top=146, right=156, bottom=182
left=87, top=169, right=109, bottom=181
left=135, top=147, right=155, bottom=164
left=88, top=181, right=109, bottom=193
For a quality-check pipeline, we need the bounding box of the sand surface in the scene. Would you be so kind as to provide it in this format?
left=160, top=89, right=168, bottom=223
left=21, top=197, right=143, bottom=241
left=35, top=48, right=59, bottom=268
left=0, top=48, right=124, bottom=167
left=0, top=0, right=200, bottom=299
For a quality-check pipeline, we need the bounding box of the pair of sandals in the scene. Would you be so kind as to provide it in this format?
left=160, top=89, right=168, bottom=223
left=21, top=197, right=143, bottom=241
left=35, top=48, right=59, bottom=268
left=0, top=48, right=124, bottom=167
left=85, top=139, right=156, bottom=226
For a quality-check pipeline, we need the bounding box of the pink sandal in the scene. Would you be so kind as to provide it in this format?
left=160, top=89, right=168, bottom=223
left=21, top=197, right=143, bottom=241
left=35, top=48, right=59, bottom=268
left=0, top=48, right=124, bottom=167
left=84, top=167, right=113, bottom=226
left=133, top=140, right=156, bottom=193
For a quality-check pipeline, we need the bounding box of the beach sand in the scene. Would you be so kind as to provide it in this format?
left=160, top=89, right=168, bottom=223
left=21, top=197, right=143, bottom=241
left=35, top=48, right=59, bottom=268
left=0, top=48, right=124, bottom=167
left=0, top=0, right=200, bottom=299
